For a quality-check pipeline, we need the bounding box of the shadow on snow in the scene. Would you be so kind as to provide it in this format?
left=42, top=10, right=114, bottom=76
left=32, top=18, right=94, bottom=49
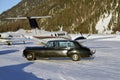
left=36, top=57, right=95, bottom=62
left=0, top=50, right=19, bottom=55
left=0, top=62, right=44, bottom=80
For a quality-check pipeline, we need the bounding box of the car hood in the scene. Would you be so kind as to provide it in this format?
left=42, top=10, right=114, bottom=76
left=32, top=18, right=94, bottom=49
left=80, top=46, right=90, bottom=51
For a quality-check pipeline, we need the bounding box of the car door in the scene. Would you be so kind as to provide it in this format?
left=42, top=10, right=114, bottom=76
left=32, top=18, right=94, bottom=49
left=55, top=41, right=76, bottom=57
left=52, top=47, right=68, bottom=57
left=44, top=41, right=68, bottom=57
left=49, top=41, right=69, bottom=57
left=40, top=41, right=58, bottom=57
left=35, top=47, right=57, bottom=57
left=35, top=47, right=49, bottom=57
left=43, top=47, right=58, bottom=57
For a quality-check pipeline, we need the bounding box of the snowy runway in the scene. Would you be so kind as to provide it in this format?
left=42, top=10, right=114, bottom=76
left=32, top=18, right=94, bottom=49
left=0, top=34, right=120, bottom=80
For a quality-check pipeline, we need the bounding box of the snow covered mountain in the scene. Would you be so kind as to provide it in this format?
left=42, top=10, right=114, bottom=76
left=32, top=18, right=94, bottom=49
left=0, top=0, right=120, bottom=34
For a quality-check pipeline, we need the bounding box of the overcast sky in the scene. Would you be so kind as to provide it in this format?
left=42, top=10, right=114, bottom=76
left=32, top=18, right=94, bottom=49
left=0, top=0, right=21, bottom=14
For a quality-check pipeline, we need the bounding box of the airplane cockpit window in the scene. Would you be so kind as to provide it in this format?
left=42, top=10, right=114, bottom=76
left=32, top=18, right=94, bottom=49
left=9, top=35, right=13, bottom=37
left=57, top=33, right=65, bottom=36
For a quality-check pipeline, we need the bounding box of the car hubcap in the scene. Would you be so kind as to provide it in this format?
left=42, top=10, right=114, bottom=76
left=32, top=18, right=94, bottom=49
left=27, top=54, right=33, bottom=59
left=72, top=54, right=78, bottom=61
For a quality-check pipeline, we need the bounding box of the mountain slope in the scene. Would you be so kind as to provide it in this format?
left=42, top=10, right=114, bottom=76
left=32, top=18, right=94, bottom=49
left=0, top=0, right=120, bottom=33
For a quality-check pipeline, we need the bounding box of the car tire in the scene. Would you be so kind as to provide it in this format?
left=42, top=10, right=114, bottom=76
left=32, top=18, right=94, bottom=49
left=6, top=41, right=12, bottom=45
left=71, top=54, right=80, bottom=61
left=26, top=52, right=36, bottom=61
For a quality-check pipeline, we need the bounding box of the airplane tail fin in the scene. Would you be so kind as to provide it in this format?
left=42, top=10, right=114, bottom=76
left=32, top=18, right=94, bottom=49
left=28, top=18, right=40, bottom=29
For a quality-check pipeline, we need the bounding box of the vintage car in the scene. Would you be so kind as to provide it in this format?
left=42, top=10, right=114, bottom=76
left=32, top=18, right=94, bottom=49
left=23, top=40, right=95, bottom=61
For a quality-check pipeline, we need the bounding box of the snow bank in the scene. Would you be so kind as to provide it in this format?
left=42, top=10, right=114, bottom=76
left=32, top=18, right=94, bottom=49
left=96, top=13, right=112, bottom=34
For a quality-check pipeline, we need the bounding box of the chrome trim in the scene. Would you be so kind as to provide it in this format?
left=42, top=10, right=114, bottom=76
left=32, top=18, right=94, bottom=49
left=90, top=50, right=96, bottom=54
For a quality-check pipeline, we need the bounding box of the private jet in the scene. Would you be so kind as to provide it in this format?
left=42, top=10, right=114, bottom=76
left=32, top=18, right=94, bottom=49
left=0, top=33, right=12, bottom=45
left=6, top=16, right=115, bottom=45
left=6, top=16, right=73, bottom=43
left=0, top=32, right=28, bottom=45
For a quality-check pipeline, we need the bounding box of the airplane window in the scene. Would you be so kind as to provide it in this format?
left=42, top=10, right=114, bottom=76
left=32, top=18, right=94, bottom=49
left=55, top=34, right=57, bottom=36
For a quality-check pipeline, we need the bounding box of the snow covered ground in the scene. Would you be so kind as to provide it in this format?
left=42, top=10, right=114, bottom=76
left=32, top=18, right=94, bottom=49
left=0, top=34, right=120, bottom=80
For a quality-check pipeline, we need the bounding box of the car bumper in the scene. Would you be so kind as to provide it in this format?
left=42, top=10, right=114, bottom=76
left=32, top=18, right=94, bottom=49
left=90, top=50, right=96, bottom=55
left=89, top=50, right=96, bottom=59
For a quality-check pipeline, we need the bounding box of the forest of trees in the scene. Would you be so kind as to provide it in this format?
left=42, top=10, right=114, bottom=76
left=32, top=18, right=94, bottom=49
left=0, top=0, right=120, bottom=33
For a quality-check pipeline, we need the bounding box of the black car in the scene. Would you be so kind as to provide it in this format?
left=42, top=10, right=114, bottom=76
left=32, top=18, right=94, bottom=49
left=23, top=40, right=95, bottom=61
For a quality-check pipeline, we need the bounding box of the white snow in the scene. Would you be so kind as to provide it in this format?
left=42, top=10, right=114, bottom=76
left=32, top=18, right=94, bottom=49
left=95, top=13, right=113, bottom=34
left=0, top=33, right=120, bottom=80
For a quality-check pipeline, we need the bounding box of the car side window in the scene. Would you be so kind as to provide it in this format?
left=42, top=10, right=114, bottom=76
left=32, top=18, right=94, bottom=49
left=58, top=41, right=75, bottom=48
left=67, top=42, right=75, bottom=47
left=47, top=42, right=55, bottom=48
left=47, top=41, right=76, bottom=48
left=59, top=42, right=67, bottom=48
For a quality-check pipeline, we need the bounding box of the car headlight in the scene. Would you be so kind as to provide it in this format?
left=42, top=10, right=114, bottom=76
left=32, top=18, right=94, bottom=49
left=90, top=50, right=96, bottom=54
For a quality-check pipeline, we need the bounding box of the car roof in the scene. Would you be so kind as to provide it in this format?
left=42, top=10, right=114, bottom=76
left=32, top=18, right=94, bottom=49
left=47, top=40, right=76, bottom=42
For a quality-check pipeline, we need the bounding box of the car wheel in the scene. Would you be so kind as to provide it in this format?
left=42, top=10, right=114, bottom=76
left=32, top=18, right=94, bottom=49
left=26, top=53, right=36, bottom=61
left=71, top=54, right=80, bottom=61
left=6, top=41, right=12, bottom=45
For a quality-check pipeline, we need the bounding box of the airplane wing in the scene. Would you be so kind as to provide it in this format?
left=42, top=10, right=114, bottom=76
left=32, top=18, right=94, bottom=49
left=76, top=35, right=116, bottom=43
left=6, top=16, right=52, bottom=29
left=30, top=16, right=51, bottom=19
left=6, top=17, right=27, bottom=19
left=6, top=16, right=51, bottom=19
left=0, top=38, right=12, bottom=45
